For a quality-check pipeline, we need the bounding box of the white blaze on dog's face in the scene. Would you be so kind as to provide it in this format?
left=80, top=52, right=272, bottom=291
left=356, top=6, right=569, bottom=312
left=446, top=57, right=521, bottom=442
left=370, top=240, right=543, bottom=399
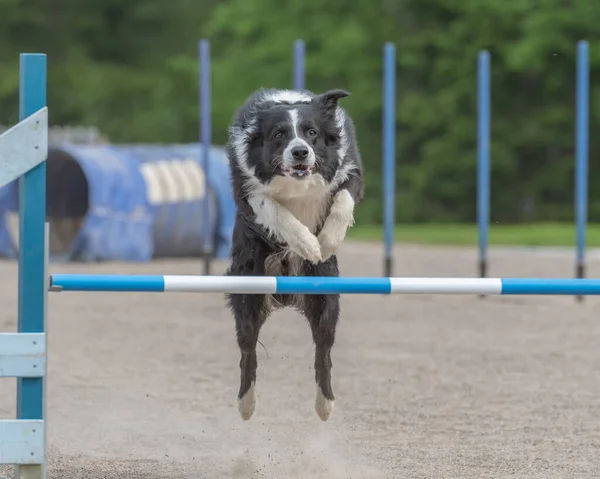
left=261, top=107, right=316, bottom=179
left=282, top=109, right=317, bottom=177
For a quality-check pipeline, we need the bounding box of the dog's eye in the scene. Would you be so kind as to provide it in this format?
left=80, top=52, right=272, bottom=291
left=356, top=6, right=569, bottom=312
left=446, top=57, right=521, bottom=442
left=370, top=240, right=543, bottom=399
left=307, top=129, right=318, bottom=137
left=273, top=131, right=284, bottom=139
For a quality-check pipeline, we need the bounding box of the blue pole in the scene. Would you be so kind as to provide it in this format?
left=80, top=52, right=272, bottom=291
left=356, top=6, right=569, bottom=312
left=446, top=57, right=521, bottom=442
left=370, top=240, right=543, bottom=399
left=575, top=40, right=589, bottom=302
left=17, top=54, right=46, bottom=423
left=199, top=40, right=212, bottom=275
left=293, top=40, right=305, bottom=90
left=383, top=42, right=396, bottom=277
left=477, top=50, right=491, bottom=282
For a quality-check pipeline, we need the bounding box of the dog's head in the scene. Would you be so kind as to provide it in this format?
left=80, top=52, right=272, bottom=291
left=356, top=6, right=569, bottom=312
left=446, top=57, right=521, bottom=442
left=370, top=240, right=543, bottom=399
left=233, top=89, right=350, bottom=183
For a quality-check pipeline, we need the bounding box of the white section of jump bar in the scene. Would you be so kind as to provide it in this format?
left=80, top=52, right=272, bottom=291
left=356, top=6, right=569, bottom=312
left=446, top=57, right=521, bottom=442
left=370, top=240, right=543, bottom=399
left=389, top=278, right=502, bottom=294
left=164, top=275, right=277, bottom=293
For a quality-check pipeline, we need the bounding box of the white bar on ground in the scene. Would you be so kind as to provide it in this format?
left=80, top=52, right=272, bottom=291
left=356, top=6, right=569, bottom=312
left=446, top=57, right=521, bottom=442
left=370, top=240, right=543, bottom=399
left=0, top=333, right=45, bottom=378
left=0, top=107, right=48, bottom=190
left=0, top=420, right=44, bottom=464
left=163, top=275, right=277, bottom=294
left=390, top=278, right=502, bottom=294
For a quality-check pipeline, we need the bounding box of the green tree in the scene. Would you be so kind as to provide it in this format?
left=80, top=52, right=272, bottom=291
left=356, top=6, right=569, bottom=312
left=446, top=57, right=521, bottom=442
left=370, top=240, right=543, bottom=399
left=2, top=0, right=600, bottom=225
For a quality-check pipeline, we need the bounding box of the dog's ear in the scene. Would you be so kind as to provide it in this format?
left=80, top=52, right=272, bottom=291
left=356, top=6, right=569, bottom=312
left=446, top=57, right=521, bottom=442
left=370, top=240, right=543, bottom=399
left=314, top=89, right=350, bottom=111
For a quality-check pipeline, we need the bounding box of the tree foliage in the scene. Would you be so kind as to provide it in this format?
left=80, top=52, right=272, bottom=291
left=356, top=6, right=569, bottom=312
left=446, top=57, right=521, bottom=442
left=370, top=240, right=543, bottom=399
left=1, top=0, right=600, bottom=224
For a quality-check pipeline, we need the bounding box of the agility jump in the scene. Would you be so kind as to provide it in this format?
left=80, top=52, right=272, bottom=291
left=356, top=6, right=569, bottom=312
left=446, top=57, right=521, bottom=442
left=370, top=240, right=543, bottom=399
left=49, top=274, right=600, bottom=295
left=1, top=51, right=598, bottom=478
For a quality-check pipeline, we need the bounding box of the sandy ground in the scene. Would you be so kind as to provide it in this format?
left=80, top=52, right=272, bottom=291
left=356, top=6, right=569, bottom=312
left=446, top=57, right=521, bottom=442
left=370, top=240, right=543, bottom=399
left=2, top=241, right=600, bottom=478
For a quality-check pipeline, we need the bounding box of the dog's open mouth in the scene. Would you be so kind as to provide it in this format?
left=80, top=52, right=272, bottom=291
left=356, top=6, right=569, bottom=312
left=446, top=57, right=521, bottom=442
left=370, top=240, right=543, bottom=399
left=284, top=164, right=313, bottom=178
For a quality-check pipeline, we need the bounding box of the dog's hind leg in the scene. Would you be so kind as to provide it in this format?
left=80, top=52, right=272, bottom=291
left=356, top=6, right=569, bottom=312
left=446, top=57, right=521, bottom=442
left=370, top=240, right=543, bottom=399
left=228, top=292, right=269, bottom=421
left=225, top=219, right=272, bottom=421
left=301, top=256, right=340, bottom=421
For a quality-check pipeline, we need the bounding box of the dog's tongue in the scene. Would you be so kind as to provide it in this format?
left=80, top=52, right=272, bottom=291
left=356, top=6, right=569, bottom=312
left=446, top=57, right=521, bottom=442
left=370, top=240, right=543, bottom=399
left=290, top=164, right=311, bottom=177
left=291, top=169, right=310, bottom=177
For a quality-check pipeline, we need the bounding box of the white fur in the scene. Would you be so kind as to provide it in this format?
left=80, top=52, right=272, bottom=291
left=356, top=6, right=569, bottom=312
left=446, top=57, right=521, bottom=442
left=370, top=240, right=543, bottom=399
left=334, top=107, right=349, bottom=167
left=261, top=90, right=312, bottom=104
left=247, top=173, right=353, bottom=263
left=331, top=162, right=358, bottom=191
left=248, top=193, right=323, bottom=264
left=315, top=385, right=334, bottom=421
left=263, top=174, right=330, bottom=234
left=238, top=382, right=256, bottom=420
left=318, top=189, right=355, bottom=260
left=330, top=107, right=357, bottom=190
left=283, top=109, right=315, bottom=167
left=229, top=124, right=262, bottom=191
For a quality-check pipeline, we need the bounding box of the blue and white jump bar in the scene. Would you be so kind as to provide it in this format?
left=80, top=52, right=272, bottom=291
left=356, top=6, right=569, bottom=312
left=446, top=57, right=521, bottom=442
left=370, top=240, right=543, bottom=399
left=48, top=275, right=600, bottom=295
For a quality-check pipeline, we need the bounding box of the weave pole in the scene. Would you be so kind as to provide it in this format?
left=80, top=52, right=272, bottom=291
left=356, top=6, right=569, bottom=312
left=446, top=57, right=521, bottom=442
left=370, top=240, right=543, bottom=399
left=382, top=42, right=396, bottom=278
left=199, top=39, right=212, bottom=275
left=575, top=40, right=589, bottom=303
left=49, top=274, right=600, bottom=295
left=477, top=50, right=491, bottom=284
left=293, top=39, right=305, bottom=90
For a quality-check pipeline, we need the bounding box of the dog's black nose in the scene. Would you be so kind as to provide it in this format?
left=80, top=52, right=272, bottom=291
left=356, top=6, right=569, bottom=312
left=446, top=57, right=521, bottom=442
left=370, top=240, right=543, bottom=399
left=291, top=145, right=309, bottom=160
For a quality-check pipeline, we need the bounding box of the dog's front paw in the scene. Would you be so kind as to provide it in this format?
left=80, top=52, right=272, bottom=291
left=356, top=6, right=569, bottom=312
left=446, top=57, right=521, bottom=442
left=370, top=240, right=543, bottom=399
left=318, top=226, right=345, bottom=261
left=288, top=229, right=323, bottom=264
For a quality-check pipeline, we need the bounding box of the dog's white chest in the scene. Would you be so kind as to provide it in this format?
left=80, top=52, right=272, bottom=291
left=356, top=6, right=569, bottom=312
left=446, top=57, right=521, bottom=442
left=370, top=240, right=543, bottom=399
left=264, top=175, right=331, bottom=233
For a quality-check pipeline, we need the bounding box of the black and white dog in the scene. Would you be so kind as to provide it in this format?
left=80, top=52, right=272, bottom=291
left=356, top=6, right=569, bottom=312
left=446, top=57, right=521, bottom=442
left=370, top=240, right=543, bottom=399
left=224, top=88, right=364, bottom=422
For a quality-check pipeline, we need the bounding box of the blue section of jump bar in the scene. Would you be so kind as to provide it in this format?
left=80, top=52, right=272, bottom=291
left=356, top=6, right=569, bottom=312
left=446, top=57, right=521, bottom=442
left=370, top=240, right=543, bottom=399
left=501, top=278, right=600, bottom=295
left=276, top=277, right=392, bottom=294
left=50, top=274, right=165, bottom=292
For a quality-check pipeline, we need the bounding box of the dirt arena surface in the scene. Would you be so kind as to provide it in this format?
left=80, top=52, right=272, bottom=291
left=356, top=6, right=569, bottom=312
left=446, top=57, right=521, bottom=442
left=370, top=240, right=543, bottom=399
left=2, top=241, right=600, bottom=478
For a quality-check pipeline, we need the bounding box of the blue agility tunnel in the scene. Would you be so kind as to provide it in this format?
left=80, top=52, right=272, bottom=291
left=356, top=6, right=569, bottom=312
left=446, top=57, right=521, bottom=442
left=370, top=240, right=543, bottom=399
left=0, top=143, right=235, bottom=261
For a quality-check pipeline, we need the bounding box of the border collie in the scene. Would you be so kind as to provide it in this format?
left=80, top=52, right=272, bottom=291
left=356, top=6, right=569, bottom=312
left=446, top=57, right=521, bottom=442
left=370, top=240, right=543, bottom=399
left=224, top=88, right=364, bottom=422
